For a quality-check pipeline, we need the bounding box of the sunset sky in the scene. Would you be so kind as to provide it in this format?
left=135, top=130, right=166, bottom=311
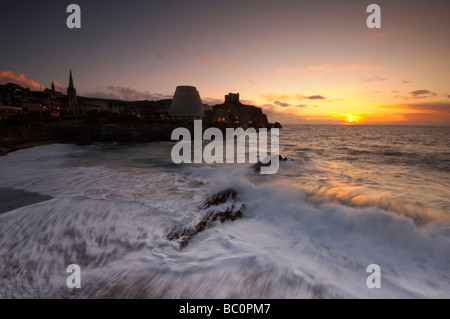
left=1, top=0, right=449, bottom=124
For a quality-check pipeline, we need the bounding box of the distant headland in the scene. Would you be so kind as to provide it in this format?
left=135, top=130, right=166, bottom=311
left=0, top=71, right=281, bottom=155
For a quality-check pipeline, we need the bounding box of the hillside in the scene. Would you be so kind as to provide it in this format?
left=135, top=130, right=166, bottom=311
left=209, top=102, right=269, bottom=127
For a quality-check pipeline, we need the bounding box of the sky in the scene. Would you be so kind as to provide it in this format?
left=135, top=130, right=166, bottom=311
left=1, top=0, right=449, bottom=125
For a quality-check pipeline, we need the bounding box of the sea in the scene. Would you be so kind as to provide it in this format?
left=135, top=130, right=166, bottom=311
left=0, top=125, right=449, bottom=298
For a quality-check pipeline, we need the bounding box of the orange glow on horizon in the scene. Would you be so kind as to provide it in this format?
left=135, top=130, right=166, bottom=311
left=259, top=94, right=448, bottom=124
left=331, top=112, right=364, bottom=124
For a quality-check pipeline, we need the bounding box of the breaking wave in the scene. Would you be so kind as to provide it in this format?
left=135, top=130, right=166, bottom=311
left=0, top=128, right=449, bottom=298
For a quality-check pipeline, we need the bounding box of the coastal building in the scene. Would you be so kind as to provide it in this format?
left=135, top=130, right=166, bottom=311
left=169, top=86, right=204, bottom=121
left=21, top=96, right=42, bottom=112
left=82, top=100, right=109, bottom=112
left=109, top=104, right=125, bottom=114
left=204, top=91, right=269, bottom=128
left=0, top=105, right=22, bottom=119
left=41, top=82, right=62, bottom=117
left=2, top=70, right=80, bottom=117
left=211, top=109, right=231, bottom=124
left=225, top=93, right=239, bottom=104
left=0, top=83, right=30, bottom=107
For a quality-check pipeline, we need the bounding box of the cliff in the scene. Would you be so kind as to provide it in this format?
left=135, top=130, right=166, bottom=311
left=205, top=102, right=269, bottom=128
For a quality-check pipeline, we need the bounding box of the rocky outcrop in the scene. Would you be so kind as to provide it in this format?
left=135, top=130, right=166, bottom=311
left=251, top=154, right=287, bottom=172
left=272, top=122, right=283, bottom=129
left=167, top=189, right=245, bottom=249
left=208, top=102, right=269, bottom=128
left=201, top=188, right=237, bottom=209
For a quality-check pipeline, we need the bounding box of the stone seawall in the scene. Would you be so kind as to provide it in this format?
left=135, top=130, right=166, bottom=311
left=0, top=122, right=277, bottom=155
left=0, top=126, right=56, bottom=145
left=0, top=123, right=210, bottom=148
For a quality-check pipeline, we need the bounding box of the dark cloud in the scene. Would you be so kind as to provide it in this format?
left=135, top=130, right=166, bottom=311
left=403, top=80, right=412, bottom=84
left=378, top=102, right=450, bottom=114
left=307, top=95, right=325, bottom=100
left=265, top=102, right=308, bottom=109
left=84, top=86, right=172, bottom=101
left=274, top=101, right=290, bottom=107
left=405, top=102, right=450, bottom=113
left=411, top=89, right=430, bottom=96
left=202, top=97, right=224, bottom=106
left=447, top=95, right=450, bottom=99
left=410, top=90, right=437, bottom=98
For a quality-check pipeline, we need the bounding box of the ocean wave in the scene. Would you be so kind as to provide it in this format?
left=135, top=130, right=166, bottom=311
left=0, top=143, right=449, bottom=298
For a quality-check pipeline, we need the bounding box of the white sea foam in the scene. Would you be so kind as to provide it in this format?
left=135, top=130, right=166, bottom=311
left=0, top=142, right=449, bottom=298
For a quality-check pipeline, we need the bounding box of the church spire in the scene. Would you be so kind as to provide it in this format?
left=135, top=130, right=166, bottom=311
left=51, top=81, right=55, bottom=91
left=69, top=69, right=74, bottom=88
left=67, top=69, right=79, bottom=116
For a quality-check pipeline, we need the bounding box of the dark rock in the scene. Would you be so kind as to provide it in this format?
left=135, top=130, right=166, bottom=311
left=167, top=189, right=245, bottom=250
left=252, top=155, right=286, bottom=172
left=202, top=188, right=237, bottom=209
left=251, top=161, right=270, bottom=172
left=251, top=154, right=288, bottom=172
left=167, top=228, right=183, bottom=241
left=180, top=236, right=191, bottom=248
left=273, top=122, right=283, bottom=128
